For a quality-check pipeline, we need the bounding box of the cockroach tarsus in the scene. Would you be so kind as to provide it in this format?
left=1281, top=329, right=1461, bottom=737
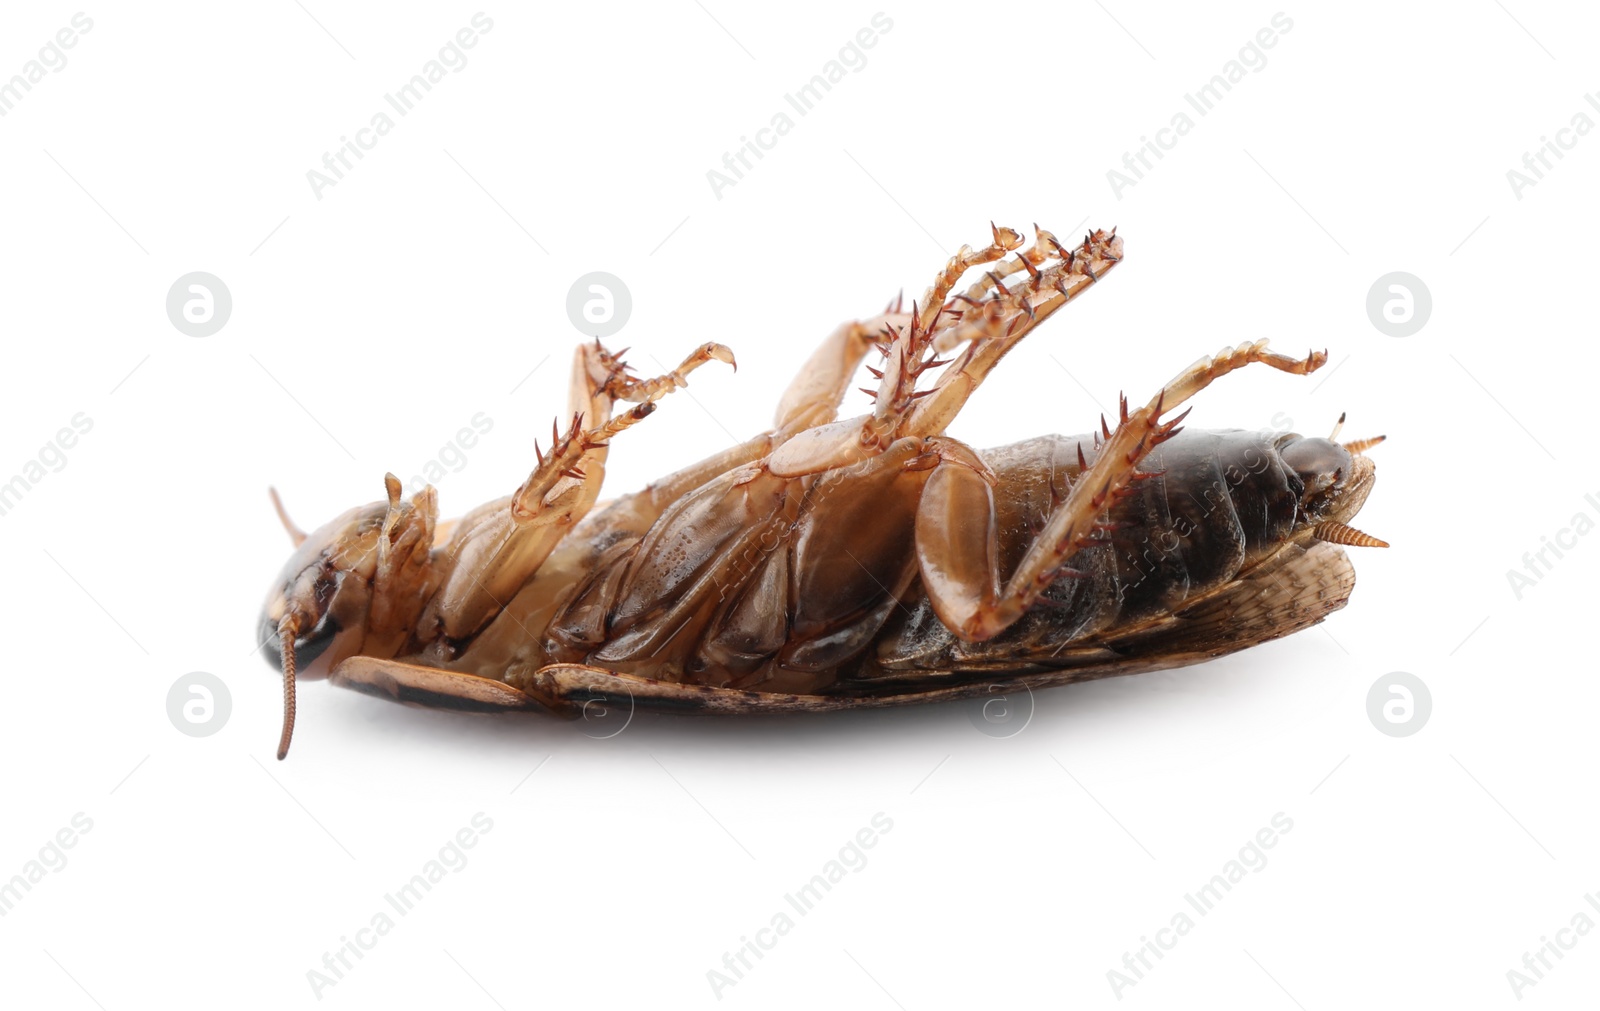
left=259, top=224, right=1387, bottom=757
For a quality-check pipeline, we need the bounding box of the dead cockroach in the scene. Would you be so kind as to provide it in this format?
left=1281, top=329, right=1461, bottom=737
left=259, top=224, right=1386, bottom=757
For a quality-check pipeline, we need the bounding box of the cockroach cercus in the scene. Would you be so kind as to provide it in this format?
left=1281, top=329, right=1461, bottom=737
left=259, top=224, right=1386, bottom=757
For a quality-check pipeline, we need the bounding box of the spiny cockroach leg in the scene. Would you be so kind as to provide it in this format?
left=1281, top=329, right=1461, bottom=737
left=931, top=224, right=1080, bottom=353
left=910, top=222, right=1025, bottom=337
left=918, top=340, right=1326, bottom=642
left=519, top=338, right=738, bottom=521
left=512, top=413, right=590, bottom=523
left=859, top=300, right=938, bottom=448
left=934, top=225, right=1094, bottom=355
left=862, top=224, right=1093, bottom=449
left=773, top=311, right=910, bottom=433
left=604, top=342, right=736, bottom=404
left=904, top=228, right=1126, bottom=440
left=924, top=227, right=1120, bottom=364
left=424, top=337, right=735, bottom=641
left=512, top=399, right=660, bottom=522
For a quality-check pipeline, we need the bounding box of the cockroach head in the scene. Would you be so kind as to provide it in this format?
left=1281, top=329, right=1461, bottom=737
left=1279, top=431, right=1386, bottom=547
left=259, top=476, right=437, bottom=758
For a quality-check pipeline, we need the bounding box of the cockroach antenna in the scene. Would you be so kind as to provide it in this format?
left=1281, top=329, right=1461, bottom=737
left=1313, top=520, right=1389, bottom=549
left=1343, top=434, right=1387, bottom=455
left=269, top=487, right=307, bottom=547
left=277, top=613, right=298, bottom=760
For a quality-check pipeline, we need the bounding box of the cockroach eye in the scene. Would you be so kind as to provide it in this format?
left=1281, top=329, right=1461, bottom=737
left=258, top=613, right=339, bottom=670
left=294, top=614, right=341, bottom=667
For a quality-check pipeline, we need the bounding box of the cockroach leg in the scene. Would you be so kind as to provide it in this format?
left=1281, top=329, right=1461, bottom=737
left=931, top=224, right=1065, bottom=353
left=919, top=340, right=1327, bottom=642
left=638, top=432, right=776, bottom=512
left=422, top=338, right=735, bottom=641
left=769, top=227, right=1125, bottom=478
left=912, top=222, right=1025, bottom=338
left=857, top=226, right=1026, bottom=448
left=912, top=441, right=1003, bottom=637
left=370, top=475, right=436, bottom=634
left=772, top=311, right=910, bottom=434
left=906, top=228, right=1126, bottom=439
left=514, top=338, right=737, bottom=523
left=603, top=341, right=736, bottom=405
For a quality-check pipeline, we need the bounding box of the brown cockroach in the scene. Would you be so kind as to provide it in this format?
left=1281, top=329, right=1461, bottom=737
left=259, top=225, right=1386, bottom=757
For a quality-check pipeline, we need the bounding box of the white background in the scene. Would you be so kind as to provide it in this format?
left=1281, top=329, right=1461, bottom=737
left=2, top=2, right=1596, bottom=1008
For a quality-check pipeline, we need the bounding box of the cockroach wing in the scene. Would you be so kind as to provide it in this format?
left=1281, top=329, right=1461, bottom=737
left=868, top=537, right=1356, bottom=680
left=1059, top=539, right=1357, bottom=668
